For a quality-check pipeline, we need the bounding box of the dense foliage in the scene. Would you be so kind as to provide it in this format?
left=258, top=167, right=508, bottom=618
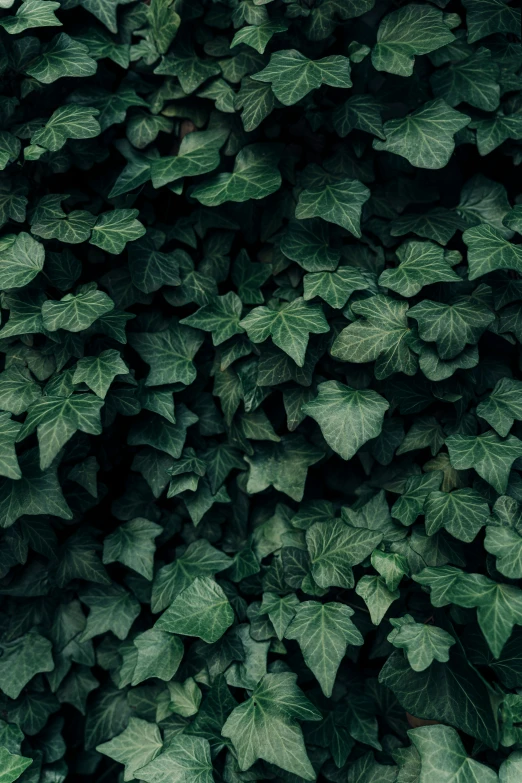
left=0, top=0, right=522, bottom=780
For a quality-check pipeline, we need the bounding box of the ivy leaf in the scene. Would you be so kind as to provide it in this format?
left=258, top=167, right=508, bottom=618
left=295, top=171, right=370, bottom=238
left=31, top=105, right=100, bottom=152
left=72, top=349, right=127, bottom=399
left=128, top=236, right=182, bottom=294
left=231, top=21, right=288, bottom=55
left=134, top=735, right=214, bottom=783
left=302, top=380, right=389, bottom=461
left=180, top=292, right=244, bottom=346
left=132, top=629, right=183, bottom=686
left=463, top=224, right=522, bottom=279
left=150, top=129, right=227, bottom=189
left=0, top=748, right=32, bottom=782
left=280, top=219, right=340, bottom=272
left=259, top=592, right=299, bottom=640
left=79, top=0, right=135, bottom=34
left=372, top=4, right=455, bottom=76
left=409, top=724, right=498, bottom=782
left=146, top=0, right=180, bottom=55
left=388, top=615, right=456, bottom=672
left=90, top=209, right=146, bottom=254
left=252, top=49, right=352, bottom=105
left=155, top=576, right=234, bottom=643
left=0, top=0, right=61, bottom=34
left=79, top=584, right=140, bottom=642
left=0, top=449, right=72, bottom=528
left=431, top=48, right=500, bottom=112
left=446, top=431, right=522, bottom=493
left=97, top=718, right=162, bottom=782
left=42, top=287, right=114, bottom=332
left=373, top=99, right=471, bottom=169
left=244, top=435, right=324, bottom=502
left=129, top=322, right=204, bottom=387
left=24, top=33, right=97, bottom=84
left=485, top=525, right=522, bottom=580
left=18, top=394, right=104, bottom=470
left=408, top=296, right=494, bottom=360
left=390, top=208, right=467, bottom=246
left=304, top=267, right=375, bottom=308
left=331, top=295, right=418, bottom=379
left=474, top=113, right=522, bottom=157
left=285, top=602, right=363, bottom=696
left=0, top=233, right=44, bottom=290
left=235, top=77, right=277, bottom=131
left=240, top=297, right=329, bottom=366
left=355, top=576, right=399, bottom=625
left=0, top=632, right=54, bottom=699
left=0, top=412, right=21, bottom=480
left=221, top=672, right=321, bottom=780
left=333, top=94, right=385, bottom=139
left=463, top=0, right=521, bottom=44
left=424, top=489, right=490, bottom=542
left=103, top=518, right=162, bottom=580
left=191, top=144, right=281, bottom=206
left=477, top=378, right=522, bottom=437
left=379, top=240, right=460, bottom=297
left=306, top=519, right=383, bottom=589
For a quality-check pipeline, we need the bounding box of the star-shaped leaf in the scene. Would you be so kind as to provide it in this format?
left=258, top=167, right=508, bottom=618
left=129, top=322, right=204, bottom=386
left=424, top=488, right=490, bottom=542
left=244, top=435, right=324, bottom=502
left=295, top=168, right=370, bottom=238
left=388, top=615, right=456, bottom=672
left=97, top=718, right=163, bottom=782
left=150, top=129, right=227, bottom=189
left=191, top=144, right=281, bottom=206
left=181, top=292, right=244, bottom=346
left=408, top=295, right=494, bottom=360
left=155, top=576, right=234, bottom=643
left=24, top=33, right=97, bottom=84
left=42, top=287, right=114, bottom=332
left=379, top=240, right=460, bottom=297
left=447, top=430, right=522, bottom=493
left=0, top=233, right=44, bottom=290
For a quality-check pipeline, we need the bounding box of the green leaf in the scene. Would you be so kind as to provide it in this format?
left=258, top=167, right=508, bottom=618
left=474, top=113, right=522, bottom=156
left=302, top=380, right=389, bottom=461
left=0, top=412, right=21, bottom=480
left=31, top=105, right=100, bottom=152
left=0, top=367, right=41, bottom=416
left=155, top=576, right=234, bottom=643
left=240, top=297, right=329, bottom=366
left=285, top=601, right=363, bottom=696
left=0, top=748, right=32, bottom=782
left=447, top=430, right=522, bottom=493
left=259, top=592, right=299, bottom=640
left=463, top=0, right=521, bottom=44
left=388, top=615, right=456, bottom=671
left=181, top=292, right=244, bottom=346
left=485, top=524, right=522, bottom=580
left=90, top=209, right=146, bottom=254
left=150, top=129, right=227, bottom=188
left=280, top=218, right=340, bottom=272
left=244, top=435, right=323, bottom=502
left=303, top=267, right=374, bottom=308
left=134, top=735, right=213, bottom=783
left=191, top=144, right=281, bottom=206
left=431, top=48, right=500, bottom=112
left=378, top=240, right=460, bottom=297
left=0, top=233, right=44, bottom=290
left=73, top=349, right=128, bottom=399
left=295, top=170, right=370, bottom=238
left=146, top=0, right=180, bottom=55
left=0, top=449, right=72, bottom=528
left=221, top=672, right=321, bottom=780
left=408, top=295, right=494, bottom=360
left=390, top=207, right=466, bottom=246
left=103, top=518, right=162, bottom=580
left=463, top=224, right=522, bottom=280
left=98, top=718, right=163, bottom=782
left=24, top=33, right=97, bottom=83
left=18, top=394, right=104, bottom=469
left=42, top=287, right=114, bottom=332
left=410, top=724, right=498, bottom=782
left=0, top=631, right=54, bottom=699
left=0, top=0, right=60, bottom=34
left=424, top=489, right=490, bottom=542
left=128, top=236, right=182, bottom=294
left=355, top=576, right=399, bottom=624
left=129, top=322, right=204, bottom=386
left=152, top=539, right=232, bottom=613
left=235, top=77, right=276, bottom=131
left=333, top=94, right=385, bottom=139
left=477, top=378, right=522, bottom=437
left=306, top=518, right=383, bottom=589
left=231, top=21, right=288, bottom=54
left=79, top=0, right=135, bottom=34
left=79, top=584, right=140, bottom=642
left=132, top=629, right=183, bottom=686
left=252, top=49, right=352, bottom=105
left=373, top=99, right=471, bottom=169
left=372, top=4, right=455, bottom=76
left=331, top=295, right=418, bottom=379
